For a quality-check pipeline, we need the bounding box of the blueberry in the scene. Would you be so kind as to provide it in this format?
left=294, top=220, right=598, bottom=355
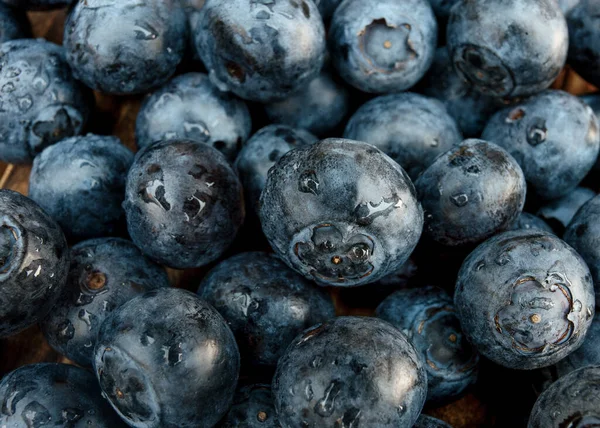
left=135, top=73, right=252, bottom=160
left=235, top=124, right=316, bottom=214
left=329, top=0, right=437, bottom=93
left=0, top=363, right=126, bottom=427
left=1, top=0, right=72, bottom=10
left=0, top=3, right=29, bottom=43
left=263, top=68, right=350, bottom=137
left=567, top=0, right=600, bottom=88
left=414, top=415, right=453, bottom=428
left=28, top=134, right=133, bottom=242
left=220, top=384, right=280, bottom=428
left=273, top=316, right=427, bottom=427
left=42, top=237, right=170, bottom=367
left=198, top=252, right=335, bottom=368
left=123, top=139, right=244, bottom=269
left=314, top=0, right=342, bottom=21
left=64, top=0, right=187, bottom=95
left=482, top=91, right=600, bottom=200
left=582, top=94, right=600, bottom=118
left=558, top=0, right=581, bottom=14
left=537, top=187, right=595, bottom=233
left=528, top=365, right=600, bottom=428
left=93, top=288, right=240, bottom=428
left=0, top=190, right=69, bottom=338
left=446, top=0, right=568, bottom=97
left=0, top=39, right=92, bottom=164
left=509, top=213, right=554, bottom=234
left=556, top=314, right=600, bottom=377
left=455, top=229, right=595, bottom=370
left=194, top=0, right=325, bottom=103
left=343, top=93, right=462, bottom=179
left=260, top=138, right=423, bottom=287
left=416, top=139, right=526, bottom=247
left=376, top=286, right=478, bottom=404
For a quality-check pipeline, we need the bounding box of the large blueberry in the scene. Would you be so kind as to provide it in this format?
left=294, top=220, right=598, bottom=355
left=123, top=139, right=244, bottom=269
left=537, top=187, right=595, bottom=233
left=455, top=230, right=595, bottom=369
left=194, top=0, right=325, bottom=103
left=482, top=91, right=600, bottom=200
left=221, top=384, right=280, bottom=428
left=0, top=39, right=92, bottom=164
left=235, top=124, right=316, bottom=214
left=416, top=139, right=526, bottom=247
left=343, top=93, right=462, bottom=179
left=29, top=135, right=133, bottom=242
left=556, top=314, right=600, bottom=377
left=0, top=363, right=126, bottom=427
left=93, top=288, right=240, bottom=428
left=263, top=69, right=350, bottom=137
left=260, top=138, right=423, bottom=287
left=567, top=0, right=600, bottom=88
left=0, top=190, right=69, bottom=338
left=1, top=0, right=72, bottom=10
left=446, top=0, right=568, bottom=97
left=414, top=415, right=453, bottom=428
left=509, top=213, right=554, bottom=234
left=135, top=73, right=251, bottom=160
left=198, top=252, right=335, bottom=368
left=42, top=238, right=170, bottom=367
left=329, top=0, right=437, bottom=93
left=377, top=286, right=478, bottom=404
left=64, top=0, right=187, bottom=95
left=528, top=365, right=600, bottom=428
left=273, top=316, right=427, bottom=427
left=0, top=3, right=29, bottom=43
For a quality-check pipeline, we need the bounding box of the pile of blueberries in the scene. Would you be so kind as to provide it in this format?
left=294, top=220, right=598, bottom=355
left=0, top=0, right=600, bottom=426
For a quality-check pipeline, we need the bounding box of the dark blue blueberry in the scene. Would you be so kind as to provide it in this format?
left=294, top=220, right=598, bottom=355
left=0, top=3, right=29, bottom=43
left=582, top=94, right=600, bottom=118
left=328, top=0, right=437, bottom=93
left=343, top=93, right=462, bottom=179
left=42, top=237, right=170, bottom=367
left=123, top=139, right=245, bottom=269
left=428, top=0, right=459, bottom=20
left=314, top=0, right=342, bottom=21
left=1, top=0, right=72, bottom=10
left=220, top=384, right=280, bottom=428
left=64, top=0, right=187, bottom=95
left=29, top=134, right=134, bottom=242
left=0, top=363, right=126, bottom=427
left=556, top=314, right=600, bottom=377
left=135, top=73, right=252, bottom=160
left=93, top=288, right=240, bottom=428
left=198, top=252, right=335, bottom=368
left=0, top=39, right=92, bottom=164
left=482, top=91, right=600, bottom=200
left=273, top=316, right=427, bottom=427
left=455, top=229, right=595, bottom=369
left=446, top=0, right=568, bottom=97
left=263, top=68, right=350, bottom=137
left=235, top=124, right=316, bottom=214
left=0, top=190, right=69, bottom=338
left=416, top=139, right=526, bottom=247
left=377, top=286, right=478, bottom=404
left=414, top=415, right=453, bottom=428
left=567, top=0, right=600, bottom=88
left=194, top=0, right=326, bottom=103
left=421, top=47, right=509, bottom=138
left=528, top=365, right=600, bottom=428
left=260, top=138, right=423, bottom=287
left=509, top=212, right=554, bottom=234
left=537, top=187, right=595, bottom=233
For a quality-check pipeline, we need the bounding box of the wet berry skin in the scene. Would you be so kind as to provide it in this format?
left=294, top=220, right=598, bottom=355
left=220, top=384, right=280, bottom=428
left=0, top=190, right=69, bottom=338
left=0, top=363, right=127, bottom=427
left=329, top=0, right=437, bottom=93
left=42, top=238, right=170, bottom=367
left=415, top=139, right=526, bottom=247
left=567, top=0, right=600, bottom=89
left=235, top=124, right=317, bottom=214
left=194, top=0, right=326, bottom=103
left=482, top=91, right=600, bottom=200
left=528, top=365, right=600, bottom=428
left=0, top=3, right=29, bottom=43
left=414, top=415, right=453, bottom=428
left=343, top=92, right=463, bottom=180
left=455, top=230, right=595, bottom=370
left=64, top=0, right=187, bottom=95
left=446, top=0, right=568, bottom=97
left=0, top=39, right=92, bottom=164
left=1, top=0, right=72, bottom=10
left=376, top=286, right=479, bottom=404
left=123, top=139, right=245, bottom=269
left=272, top=316, right=427, bottom=428
left=197, top=252, right=335, bottom=369
left=93, top=288, right=240, bottom=428
left=135, top=73, right=252, bottom=161
left=29, top=134, right=134, bottom=242
left=259, top=138, right=423, bottom=287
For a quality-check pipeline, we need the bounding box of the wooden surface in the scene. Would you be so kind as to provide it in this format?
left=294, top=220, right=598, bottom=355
left=0, top=8, right=597, bottom=428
